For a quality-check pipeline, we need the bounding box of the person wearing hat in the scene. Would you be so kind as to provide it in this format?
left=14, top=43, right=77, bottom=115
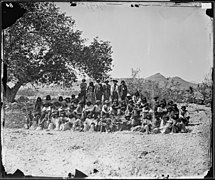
left=111, top=80, right=119, bottom=103
left=103, top=80, right=111, bottom=103
left=86, top=82, right=96, bottom=105
left=94, top=79, right=103, bottom=102
left=118, top=80, right=128, bottom=102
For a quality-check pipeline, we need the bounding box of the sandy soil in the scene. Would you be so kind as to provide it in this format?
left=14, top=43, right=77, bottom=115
left=2, top=104, right=212, bottom=178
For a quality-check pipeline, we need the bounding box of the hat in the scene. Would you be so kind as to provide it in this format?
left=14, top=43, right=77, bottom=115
left=127, top=93, right=131, bottom=97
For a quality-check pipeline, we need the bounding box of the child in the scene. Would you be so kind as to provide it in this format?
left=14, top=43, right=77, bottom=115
left=93, top=100, right=102, bottom=119
left=111, top=99, right=120, bottom=116
left=82, top=101, right=94, bottom=120
left=24, top=109, right=34, bottom=129
left=179, top=106, right=190, bottom=126
left=101, top=100, right=112, bottom=118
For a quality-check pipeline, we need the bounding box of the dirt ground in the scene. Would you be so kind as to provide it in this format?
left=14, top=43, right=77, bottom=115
left=1, top=104, right=212, bottom=178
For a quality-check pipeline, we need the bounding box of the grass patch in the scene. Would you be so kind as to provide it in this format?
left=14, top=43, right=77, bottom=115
left=4, top=111, right=26, bottom=129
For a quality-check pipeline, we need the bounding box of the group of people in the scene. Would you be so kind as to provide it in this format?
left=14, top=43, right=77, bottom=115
left=24, top=79, right=190, bottom=134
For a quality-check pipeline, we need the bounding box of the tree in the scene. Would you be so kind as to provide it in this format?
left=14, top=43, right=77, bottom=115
left=196, top=74, right=212, bottom=104
left=3, top=2, right=113, bottom=102
left=79, top=37, right=113, bottom=81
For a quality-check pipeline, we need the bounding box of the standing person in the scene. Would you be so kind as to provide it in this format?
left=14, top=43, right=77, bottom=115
left=118, top=80, right=128, bottom=102
left=86, top=82, right=96, bottom=105
left=103, top=80, right=111, bottom=103
left=111, top=80, right=119, bottom=103
left=80, top=79, right=87, bottom=104
left=94, top=79, right=103, bottom=102
left=33, top=97, right=43, bottom=124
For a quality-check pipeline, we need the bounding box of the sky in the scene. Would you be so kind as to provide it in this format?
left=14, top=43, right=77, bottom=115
left=56, top=2, right=213, bottom=83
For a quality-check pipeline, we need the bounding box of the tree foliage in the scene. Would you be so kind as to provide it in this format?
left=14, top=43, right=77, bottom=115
left=3, top=2, right=113, bottom=102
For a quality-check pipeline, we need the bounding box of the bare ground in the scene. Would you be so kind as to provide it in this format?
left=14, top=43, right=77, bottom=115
left=2, top=104, right=212, bottom=178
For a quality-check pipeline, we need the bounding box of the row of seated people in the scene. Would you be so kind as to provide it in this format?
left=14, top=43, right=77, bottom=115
left=25, top=95, right=190, bottom=134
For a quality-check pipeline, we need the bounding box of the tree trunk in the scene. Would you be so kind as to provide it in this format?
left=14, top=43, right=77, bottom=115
left=3, top=82, right=23, bottom=103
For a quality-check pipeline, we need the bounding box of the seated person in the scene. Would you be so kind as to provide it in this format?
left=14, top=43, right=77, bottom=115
left=179, top=106, right=190, bottom=126
left=82, top=101, right=94, bottom=120
left=111, top=99, right=120, bottom=116
left=39, top=102, right=52, bottom=128
left=124, top=101, right=134, bottom=119
left=119, top=100, right=127, bottom=115
left=101, top=100, right=112, bottom=118
left=71, top=94, right=76, bottom=103
left=93, top=100, right=102, bottom=119
left=142, top=114, right=153, bottom=134
left=142, top=103, right=153, bottom=120
left=73, top=101, right=84, bottom=119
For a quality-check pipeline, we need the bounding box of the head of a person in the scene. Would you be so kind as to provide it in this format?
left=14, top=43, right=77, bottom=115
left=95, top=100, right=101, bottom=105
left=46, top=95, right=51, bottom=101
left=142, top=96, right=147, bottom=102
left=125, top=115, right=130, bottom=120
left=160, top=102, right=166, bottom=108
left=105, top=80, right=109, bottom=84
left=173, top=104, right=178, bottom=109
left=82, top=79, right=86, bottom=82
left=121, top=100, right=126, bottom=105
left=121, top=80, right=125, bottom=85
left=89, top=82, right=94, bottom=86
left=104, top=100, right=109, bottom=105
left=78, top=101, right=84, bottom=106
left=86, top=101, right=92, bottom=106
left=154, top=96, right=159, bottom=101
left=71, top=94, right=76, bottom=99
left=36, top=97, right=42, bottom=103
left=129, top=99, right=133, bottom=104
left=96, top=79, right=100, bottom=83
left=54, top=101, right=61, bottom=108
left=167, top=106, right=173, bottom=113
left=181, top=106, right=186, bottom=111
left=74, top=98, right=79, bottom=104
left=65, top=97, right=71, bottom=103
left=168, top=100, right=174, bottom=106
left=58, top=96, right=63, bottom=102
left=113, top=80, right=118, bottom=84
left=113, top=99, right=118, bottom=104
left=163, top=115, right=169, bottom=121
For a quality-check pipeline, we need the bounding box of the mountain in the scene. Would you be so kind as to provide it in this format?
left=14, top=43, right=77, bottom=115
left=145, top=73, right=197, bottom=89
left=145, top=73, right=166, bottom=82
